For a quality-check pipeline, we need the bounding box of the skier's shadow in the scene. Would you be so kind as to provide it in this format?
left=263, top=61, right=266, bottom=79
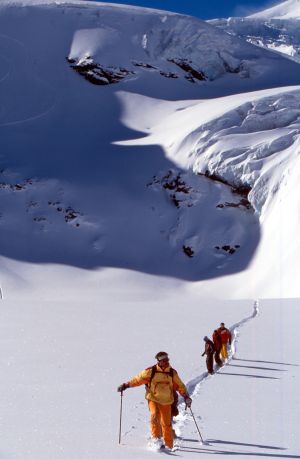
left=227, top=364, right=286, bottom=372
left=207, top=439, right=286, bottom=450
left=180, top=440, right=300, bottom=457
left=233, top=358, right=299, bottom=367
left=218, top=372, right=279, bottom=380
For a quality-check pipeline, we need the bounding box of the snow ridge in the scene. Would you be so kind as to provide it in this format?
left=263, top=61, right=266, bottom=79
left=248, top=0, right=300, bottom=19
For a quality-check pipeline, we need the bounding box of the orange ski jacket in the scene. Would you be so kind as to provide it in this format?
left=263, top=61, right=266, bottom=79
left=128, top=364, right=188, bottom=405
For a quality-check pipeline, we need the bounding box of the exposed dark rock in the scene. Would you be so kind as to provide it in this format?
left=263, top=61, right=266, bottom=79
left=168, top=58, right=207, bottom=82
left=48, top=201, right=82, bottom=224
left=215, top=244, right=240, bottom=254
left=68, top=56, right=134, bottom=85
left=0, top=178, right=34, bottom=191
left=48, top=201, right=61, bottom=206
left=183, top=245, right=194, bottom=258
left=162, top=171, right=190, bottom=194
left=132, top=61, right=157, bottom=69
left=171, top=194, right=180, bottom=208
left=160, top=71, right=178, bottom=79
left=216, top=198, right=252, bottom=210
left=217, top=52, right=241, bottom=74
left=148, top=170, right=191, bottom=208
left=200, top=170, right=252, bottom=208
left=64, top=206, right=80, bottom=223
left=232, top=185, right=252, bottom=198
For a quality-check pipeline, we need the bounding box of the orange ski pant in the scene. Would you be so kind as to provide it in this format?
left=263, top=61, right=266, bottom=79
left=148, top=400, right=173, bottom=448
left=220, top=343, right=228, bottom=360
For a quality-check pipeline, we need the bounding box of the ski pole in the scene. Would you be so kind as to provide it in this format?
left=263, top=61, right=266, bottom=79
left=118, top=391, right=123, bottom=444
left=187, top=406, right=204, bottom=443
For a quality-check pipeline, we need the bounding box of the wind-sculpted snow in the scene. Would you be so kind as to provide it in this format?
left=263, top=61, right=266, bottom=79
left=190, top=91, right=300, bottom=214
left=120, top=87, right=300, bottom=216
left=115, top=85, right=300, bottom=293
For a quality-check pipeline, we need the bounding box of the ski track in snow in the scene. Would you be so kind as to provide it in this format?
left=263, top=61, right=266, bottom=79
left=0, top=32, right=58, bottom=127
left=173, top=300, right=260, bottom=444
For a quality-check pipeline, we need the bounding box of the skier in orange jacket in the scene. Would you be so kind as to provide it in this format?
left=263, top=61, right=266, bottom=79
left=216, top=322, right=232, bottom=361
left=117, top=351, right=192, bottom=451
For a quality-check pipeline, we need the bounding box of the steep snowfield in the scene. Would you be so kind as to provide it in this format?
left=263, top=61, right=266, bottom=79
left=1, top=0, right=300, bottom=294
left=0, top=1, right=298, bottom=291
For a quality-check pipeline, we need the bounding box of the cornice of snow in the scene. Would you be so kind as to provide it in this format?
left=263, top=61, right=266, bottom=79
left=0, top=0, right=187, bottom=17
left=248, top=0, right=300, bottom=19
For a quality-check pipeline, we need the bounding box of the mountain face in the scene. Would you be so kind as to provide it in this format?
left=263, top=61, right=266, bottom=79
left=0, top=0, right=300, bottom=296
left=62, top=1, right=300, bottom=93
left=210, top=0, right=300, bottom=63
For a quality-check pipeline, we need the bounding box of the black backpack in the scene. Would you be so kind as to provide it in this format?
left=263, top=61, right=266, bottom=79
left=146, top=365, right=179, bottom=417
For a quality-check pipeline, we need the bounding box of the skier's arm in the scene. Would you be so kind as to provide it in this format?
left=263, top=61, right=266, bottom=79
left=117, top=368, right=152, bottom=392
left=173, top=372, right=192, bottom=407
left=173, top=372, right=189, bottom=398
left=127, top=368, right=152, bottom=388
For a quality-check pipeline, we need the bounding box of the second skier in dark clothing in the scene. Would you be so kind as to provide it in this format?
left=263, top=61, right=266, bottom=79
left=202, top=336, right=215, bottom=374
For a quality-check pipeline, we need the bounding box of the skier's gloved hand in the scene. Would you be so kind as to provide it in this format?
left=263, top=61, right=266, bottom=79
left=184, top=396, right=192, bottom=408
left=117, top=383, right=129, bottom=392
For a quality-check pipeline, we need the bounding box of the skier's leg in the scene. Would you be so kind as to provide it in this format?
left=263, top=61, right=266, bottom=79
left=214, top=350, right=223, bottom=366
left=206, top=354, right=214, bottom=373
left=221, top=343, right=228, bottom=360
left=148, top=401, right=162, bottom=439
left=159, top=404, right=173, bottom=448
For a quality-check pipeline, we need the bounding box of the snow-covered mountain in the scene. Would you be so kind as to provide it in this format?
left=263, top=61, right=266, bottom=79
left=210, top=0, right=300, bottom=62
left=0, top=0, right=299, bottom=295
left=0, top=0, right=299, bottom=296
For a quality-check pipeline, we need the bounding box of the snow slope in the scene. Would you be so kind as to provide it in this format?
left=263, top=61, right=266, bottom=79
left=0, top=0, right=299, bottom=293
left=0, top=297, right=299, bottom=459
left=0, top=0, right=298, bottom=294
left=116, top=84, right=300, bottom=297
